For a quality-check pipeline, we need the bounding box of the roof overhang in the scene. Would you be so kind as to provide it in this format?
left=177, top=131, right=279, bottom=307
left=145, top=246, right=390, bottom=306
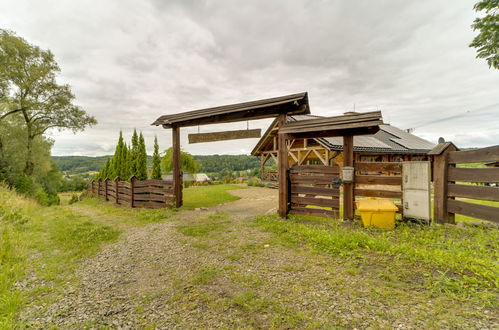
left=279, top=111, right=383, bottom=138
left=152, top=92, right=310, bottom=128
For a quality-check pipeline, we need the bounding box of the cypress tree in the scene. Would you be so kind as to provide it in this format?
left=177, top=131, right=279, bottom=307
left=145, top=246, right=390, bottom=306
left=113, top=131, right=124, bottom=178
left=137, top=132, right=148, bottom=180
left=151, top=136, right=162, bottom=180
left=130, top=129, right=139, bottom=176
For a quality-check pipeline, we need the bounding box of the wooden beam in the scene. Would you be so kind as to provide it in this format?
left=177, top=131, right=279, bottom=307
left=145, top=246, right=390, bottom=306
left=188, top=129, right=261, bottom=144
left=448, top=145, right=499, bottom=164
left=343, top=135, right=354, bottom=220
left=433, top=143, right=457, bottom=224
left=172, top=125, right=182, bottom=208
left=298, top=150, right=312, bottom=165
left=278, top=114, right=289, bottom=218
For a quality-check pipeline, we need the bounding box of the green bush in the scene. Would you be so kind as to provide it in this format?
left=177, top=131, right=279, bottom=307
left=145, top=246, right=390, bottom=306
left=68, top=194, right=79, bottom=205
left=34, top=189, right=60, bottom=206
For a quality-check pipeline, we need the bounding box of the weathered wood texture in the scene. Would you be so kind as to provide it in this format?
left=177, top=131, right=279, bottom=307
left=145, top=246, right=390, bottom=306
left=432, top=143, right=499, bottom=223
left=172, top=125, right=183, bottom=208
left=343, top=135, right=354, bottom=220
left=353, top=162, right=403, bottom=214
left=289, top=164, right=340, bottom=217
left=188, top=129, right=261, bottom=144
left=448, top=145, right=499, bottom=164
left=87, top=178, right=174, bottom=209
left=278, top=114, right=289, bottom=218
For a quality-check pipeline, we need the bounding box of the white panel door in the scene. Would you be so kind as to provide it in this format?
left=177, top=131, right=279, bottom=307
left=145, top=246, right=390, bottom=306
left=402, top=162, right=431, bottom=221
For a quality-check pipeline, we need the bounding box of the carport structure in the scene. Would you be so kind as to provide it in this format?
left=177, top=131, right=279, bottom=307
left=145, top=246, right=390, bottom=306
left=152, top=93, right=383, bottom=219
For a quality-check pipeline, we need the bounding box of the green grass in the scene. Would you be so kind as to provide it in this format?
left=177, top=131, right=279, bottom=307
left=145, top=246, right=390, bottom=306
left=182, top=184, right=246, bottom=209
left=254, top=214, right=499, bottom=306
left=176, top=214, right=229, bottom=237
left=0, top=186, right=173, bottom=328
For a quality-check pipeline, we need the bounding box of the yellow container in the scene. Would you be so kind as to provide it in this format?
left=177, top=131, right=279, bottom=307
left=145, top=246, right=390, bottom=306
left=356, top=198, right=398, bottom=229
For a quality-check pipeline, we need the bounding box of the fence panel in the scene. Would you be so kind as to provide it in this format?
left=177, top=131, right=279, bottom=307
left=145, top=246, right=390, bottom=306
left=354, top=162, right=403, bottom=214
left=433, top=143, right=499, bottom=223
left=87, top=178, right=175, bottom=209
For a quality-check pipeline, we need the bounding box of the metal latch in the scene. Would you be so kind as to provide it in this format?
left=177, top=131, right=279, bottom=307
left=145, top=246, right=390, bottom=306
left=332, top=177, right=343, bottom=189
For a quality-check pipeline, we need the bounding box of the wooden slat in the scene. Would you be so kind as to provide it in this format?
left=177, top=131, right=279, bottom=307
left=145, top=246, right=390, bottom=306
left=290, top=174, right=337, bottom=184
left=134, top=180, right=173, bottom=188
left=291, top=185, right=339, bottom=196
left=447, top=199, right=499, bottom=223
left=291, top=196, right=339, bottom=208
left=289, top=165, right=339, bottom=174
left=447, top=184, right=499, bottom=202
left=289, top=207, right=339, bottom=218
left=355, top=162, right=402, bottom=172
left=134, top=201, right=171, bottom=209
left=118, top=194, right=131, bottom=201
left=134, top=187, right=174, bottom=194
left=118, top=182, right=131, bottom=189
left=355, top=175, right=402, bottom=185
left=448, top=167, right=499, bottom=183
left=133, top=194, right=174, bottom=202
left=354, top=189, right=402, bottom=199
left=448, top=145, right=499, bottom=164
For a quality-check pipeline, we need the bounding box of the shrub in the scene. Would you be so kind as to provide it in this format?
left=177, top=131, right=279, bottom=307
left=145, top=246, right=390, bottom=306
left=68, top=194, right=79, bottom=205
left=34, top=189, right=60, bottom=206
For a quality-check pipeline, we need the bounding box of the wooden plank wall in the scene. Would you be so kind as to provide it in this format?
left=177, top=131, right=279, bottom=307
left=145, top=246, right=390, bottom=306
left=87, top=178, right=175, bottom=209
left=288, top=164, right=340, bottom=218
left=354, top=162, right=403, bottom=214
left=440, top=145, right=499, bottom=223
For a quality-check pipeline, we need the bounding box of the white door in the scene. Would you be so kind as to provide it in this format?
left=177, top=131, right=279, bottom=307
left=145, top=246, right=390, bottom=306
left=402, top=162, right=431, bottom=221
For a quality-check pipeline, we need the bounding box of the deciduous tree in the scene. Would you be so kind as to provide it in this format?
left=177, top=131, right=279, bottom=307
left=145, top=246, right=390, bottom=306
left=470, top=0, right=499, bottom=69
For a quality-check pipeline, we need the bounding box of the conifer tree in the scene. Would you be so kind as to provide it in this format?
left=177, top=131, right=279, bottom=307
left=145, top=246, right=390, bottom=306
left=113, top=131, right=124, bottom=178
left=151, top=136, right=162, bottom=180
left=130, top=129, right=139, bottom=176
left=136, top=132, right=148, bottom=180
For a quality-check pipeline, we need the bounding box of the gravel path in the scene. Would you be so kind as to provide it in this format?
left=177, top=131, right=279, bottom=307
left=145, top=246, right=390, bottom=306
left=21, top=187, right=496, bottom=329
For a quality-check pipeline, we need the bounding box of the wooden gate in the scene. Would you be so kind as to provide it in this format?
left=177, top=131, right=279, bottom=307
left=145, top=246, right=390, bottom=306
left=288, top=164, right=340, bottom=218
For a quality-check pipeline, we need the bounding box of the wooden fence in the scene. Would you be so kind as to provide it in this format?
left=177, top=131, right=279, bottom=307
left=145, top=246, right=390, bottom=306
left=354, top=162, right=403, bottom=214
left=433, top=144, right=499, bottom=223
left=288, top=164, right=340, bottom=218
left=87, top=176, right=175, bottom=209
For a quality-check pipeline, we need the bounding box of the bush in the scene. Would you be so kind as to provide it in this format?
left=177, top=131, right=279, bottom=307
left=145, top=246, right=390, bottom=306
left=247, top=177, right=264, bottom=187
left=68, top=194, right=79, bottom=205
left=34, top=189, right=60, bottom=206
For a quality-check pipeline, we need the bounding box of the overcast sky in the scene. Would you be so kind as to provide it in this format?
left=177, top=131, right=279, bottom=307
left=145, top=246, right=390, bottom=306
left=1, top=0, right=497, bottom=156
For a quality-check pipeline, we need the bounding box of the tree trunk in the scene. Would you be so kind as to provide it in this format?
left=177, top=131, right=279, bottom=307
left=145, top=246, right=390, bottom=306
left=23, top=110, right=35, bottom=176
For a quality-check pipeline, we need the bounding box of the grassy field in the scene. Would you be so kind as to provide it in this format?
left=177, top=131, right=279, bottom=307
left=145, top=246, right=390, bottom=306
left=254, top=214, right=499, bottom=307
left=182, top=184, right=247, bottom=209
left=0, top=184, right=247, bottom=327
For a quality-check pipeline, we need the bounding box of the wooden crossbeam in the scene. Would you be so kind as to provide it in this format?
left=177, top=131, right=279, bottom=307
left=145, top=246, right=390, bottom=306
left=188, top=129, right=261, bottom=144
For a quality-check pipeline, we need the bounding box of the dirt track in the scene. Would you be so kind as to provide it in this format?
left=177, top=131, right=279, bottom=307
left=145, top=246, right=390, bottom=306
left=22, top=187, right=495, bottom=329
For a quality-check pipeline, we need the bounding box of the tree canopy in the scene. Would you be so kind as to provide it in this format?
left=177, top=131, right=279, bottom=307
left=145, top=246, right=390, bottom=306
left=470, top=0, right=499, bottom=69
left=161, top=147, right=201, bottom=174
left=0, top=29, right=96, bottom=174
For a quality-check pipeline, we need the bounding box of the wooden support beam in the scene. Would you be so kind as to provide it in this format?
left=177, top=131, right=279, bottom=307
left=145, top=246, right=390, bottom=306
left=298, top=150, right=312, bottom=166
left=278, top=114, right=289, bottom=218
left=172, top=125, right=183, bottom=208
left=432, top=143, right=457, bottom=224
left=343, top=135, right=354, bottom=220
left=188, top=129, right=261, bottom=144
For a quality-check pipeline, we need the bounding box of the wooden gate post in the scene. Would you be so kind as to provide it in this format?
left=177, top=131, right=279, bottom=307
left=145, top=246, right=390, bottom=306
left=429, top=142, right=457, bottom=224
left=343, top=135, right=354, bottom=220
left=130, top=176, right=136, bottom=208
left=172, top=125, right=183, bottom=208
left=104, top=178, right=109, bottom=201
left=114, top=176, right=120, bottom=204
left=278, top=114, right=289, bottom=218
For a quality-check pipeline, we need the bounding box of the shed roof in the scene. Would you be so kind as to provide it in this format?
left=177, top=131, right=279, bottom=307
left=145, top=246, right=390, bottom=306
left=251, top=114, right=436, bottom=155
left=152, top=92, right=310, bottom=128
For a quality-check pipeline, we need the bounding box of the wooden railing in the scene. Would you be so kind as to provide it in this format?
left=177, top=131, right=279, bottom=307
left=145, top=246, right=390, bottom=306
left=261, top=170, right=278, bottom=182
left=433, top=144, right=499, bottom=223
left=87, top=176, right=175, bottom=209
left=354, top=162, right=403, bottom=214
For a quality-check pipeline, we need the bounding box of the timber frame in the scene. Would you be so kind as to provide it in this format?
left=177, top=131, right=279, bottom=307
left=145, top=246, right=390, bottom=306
left=152, top=92, right=311, bottom=208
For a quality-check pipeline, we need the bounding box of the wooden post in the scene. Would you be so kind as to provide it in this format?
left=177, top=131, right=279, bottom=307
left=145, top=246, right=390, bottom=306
left=343, top=135, right=354, bottom=220
left=130, top=176, right=136, bottom=208
left=278, top=114, right=289, bottom=218
left=432, top=143, right=457, bottom=224
left=104, top=178, right=109, bottom=201
left=115, top=176, right=120, bottom=204
left=172, top=125, right=182, bottom=208
left=98, top=179, right=102, bottom=197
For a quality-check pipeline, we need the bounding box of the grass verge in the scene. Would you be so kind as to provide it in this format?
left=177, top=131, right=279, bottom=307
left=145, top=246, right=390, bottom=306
left=254, top=214, right=498, bottom=307
left=182, top=184, right=246, bottom=210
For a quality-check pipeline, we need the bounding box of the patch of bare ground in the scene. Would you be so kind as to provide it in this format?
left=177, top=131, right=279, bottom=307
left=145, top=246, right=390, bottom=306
left=21, top=188, right=497, bottom=328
